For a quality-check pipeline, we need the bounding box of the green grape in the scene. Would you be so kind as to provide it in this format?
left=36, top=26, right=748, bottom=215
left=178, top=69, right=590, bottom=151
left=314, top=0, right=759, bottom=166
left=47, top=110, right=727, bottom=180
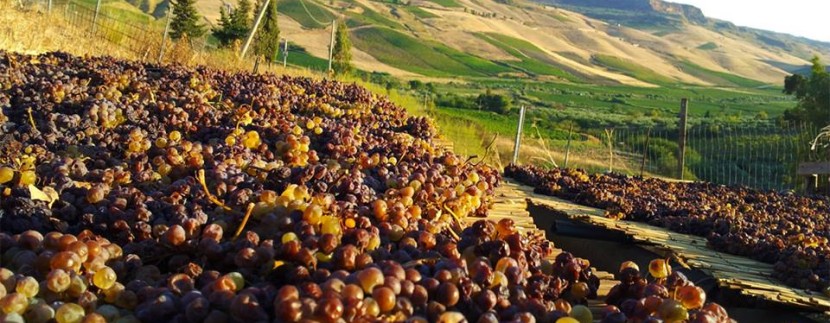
left=0, top=167, right=14, bottom=184
left=92, top=267, right=117, bottom=290
left=570, top=305, right=593, bottom=323
left=226, top=272, right=244, bottom=291
left=2, top=313, right=25, bottom=323
left=94, top=304, right=120, bottom=321
left=56, top=303, right=85, bottom=323
left=15, top=276, right=38, bottom=298
left=67, top=275, right=87, bottom=298
left=281, top=232, right=298, bottom=244
left=24, top=303, right=55, bottom=323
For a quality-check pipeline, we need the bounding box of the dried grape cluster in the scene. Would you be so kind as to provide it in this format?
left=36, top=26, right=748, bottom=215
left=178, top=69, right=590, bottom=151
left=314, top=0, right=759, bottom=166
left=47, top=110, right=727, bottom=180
left=505, top=164, right=830, bottom=293
left=598, top=260, right=733, bottom=323
left=0, top=51, right=611, bottom=322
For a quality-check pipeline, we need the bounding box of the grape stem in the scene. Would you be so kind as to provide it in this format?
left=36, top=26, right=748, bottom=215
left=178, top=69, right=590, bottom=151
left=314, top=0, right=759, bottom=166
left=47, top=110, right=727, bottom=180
left=196, top=169, right=235, bottom=213
left=233, top=203, right=256, bottom=240
left=27, top=107, right=36, bottom=130
left=442, top=205, right=463, bottom=241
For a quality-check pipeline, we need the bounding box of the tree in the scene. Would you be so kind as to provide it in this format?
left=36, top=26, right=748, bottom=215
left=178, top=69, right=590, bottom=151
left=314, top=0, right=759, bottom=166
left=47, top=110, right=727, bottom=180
left=169, top=0, right=206, bottom=41
left=783, top=56, right=830, bottom=127
left=476, top=90, right=512, bottom=114
left=332, top=20, right=353, bottom=76
left=252, top=0, right=280, bottom=61
left=408, top=80, right=424, bottom=91
left=212, top=0, right=252, bottom=47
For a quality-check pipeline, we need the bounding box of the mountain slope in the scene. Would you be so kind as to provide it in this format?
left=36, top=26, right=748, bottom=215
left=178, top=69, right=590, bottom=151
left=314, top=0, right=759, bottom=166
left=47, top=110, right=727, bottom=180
left=136, top=0, right=830, bottom=86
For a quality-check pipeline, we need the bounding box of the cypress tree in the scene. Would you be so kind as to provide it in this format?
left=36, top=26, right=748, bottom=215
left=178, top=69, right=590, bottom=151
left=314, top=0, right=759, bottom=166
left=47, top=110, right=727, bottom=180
left=332, top=20, right=352, bottom=75
left=169, top=0, right=206, bottom=40
left=252, top=0, right=280, bottom=61
left=212, top=0, right=253, bottom=47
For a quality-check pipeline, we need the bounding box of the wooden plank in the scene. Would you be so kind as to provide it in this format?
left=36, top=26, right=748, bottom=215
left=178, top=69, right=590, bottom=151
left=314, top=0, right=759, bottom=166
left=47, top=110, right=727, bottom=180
left=797, top=162, right=830, bottom=175
left=501, top=178, right=830, bottom=312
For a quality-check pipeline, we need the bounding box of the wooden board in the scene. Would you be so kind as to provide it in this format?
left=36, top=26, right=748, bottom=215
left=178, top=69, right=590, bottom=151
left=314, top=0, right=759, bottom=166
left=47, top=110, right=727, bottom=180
left=473, top=182, right=619, bottom=322
left=502, top=178, right=830, bottom=314
left=797, top=162, right=830, bottom=175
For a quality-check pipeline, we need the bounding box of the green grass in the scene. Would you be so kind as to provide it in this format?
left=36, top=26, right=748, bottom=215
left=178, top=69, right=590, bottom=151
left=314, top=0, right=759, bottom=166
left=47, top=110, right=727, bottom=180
left=404, top=6, right=439, bottom=19
left=592, top=54, right=677, bottom=85
left=424, top=0, right=462, bottom=8
left=351, top=27, right=511, bottom=77
left=697, top=42, right=718, bottom=51
left=278, top=0, right=335, bottom=29
left=286, top=47, right=329, bottom=71
left=474, top=33, right=578, bottom=81
left=345, top=4, right=404, bottom=30
left=677, top=61, right=768, bottom=88
left=75, top=0, right=155, bottom=24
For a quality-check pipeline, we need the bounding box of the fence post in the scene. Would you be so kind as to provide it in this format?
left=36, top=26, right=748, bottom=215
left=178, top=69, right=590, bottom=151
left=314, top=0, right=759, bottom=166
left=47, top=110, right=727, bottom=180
left=677, top=98, right=689, bottom=179
left=48, top=0, right=52, bottom=13
left=327, top=20, right=336, bottom=73
left=240, top=0, right=271, bottom=59
left=91, top=0, right=102, bottom=34
left=605, top=128, right=614, bottom=173
left=563, top=123, right=573, bottom=168
left=640, top=127, right=651, bottom=177
left=157, top=6, right=172, bottom=64
left=511, top=106, right=526, bottom=164
left=282, top=38, right=288, bottom=68
left=253, top=56, right=260, bottom=73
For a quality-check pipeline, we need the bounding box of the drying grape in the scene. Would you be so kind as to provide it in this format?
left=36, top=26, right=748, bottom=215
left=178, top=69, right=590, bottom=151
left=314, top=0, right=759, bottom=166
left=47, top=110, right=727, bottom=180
left=56, top=303, right=86, bottom=323
left=0, top=293, right=28, bottom=315
left=92, top=266, right=117, bottom=290
left=0, top=167, right=13, bottom=184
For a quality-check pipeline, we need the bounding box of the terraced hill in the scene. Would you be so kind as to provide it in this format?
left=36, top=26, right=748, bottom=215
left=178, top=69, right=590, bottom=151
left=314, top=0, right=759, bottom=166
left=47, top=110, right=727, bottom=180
left=133, top=0, right=829, bottom=86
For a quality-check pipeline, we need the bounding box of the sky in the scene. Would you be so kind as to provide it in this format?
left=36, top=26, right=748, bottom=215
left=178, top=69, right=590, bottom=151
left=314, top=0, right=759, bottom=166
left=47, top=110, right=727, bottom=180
left=672, top=0, right=830, bottom=43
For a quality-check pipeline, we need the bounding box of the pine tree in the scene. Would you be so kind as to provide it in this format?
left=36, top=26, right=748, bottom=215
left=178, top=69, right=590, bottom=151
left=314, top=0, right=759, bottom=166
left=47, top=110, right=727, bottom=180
left=212, top=0, right=253, bottom=47
left=169, top=0, right=206, bottom=40
left=252, top=0, right=280, bottom=61
left=332, top=20, right=353, bottom=76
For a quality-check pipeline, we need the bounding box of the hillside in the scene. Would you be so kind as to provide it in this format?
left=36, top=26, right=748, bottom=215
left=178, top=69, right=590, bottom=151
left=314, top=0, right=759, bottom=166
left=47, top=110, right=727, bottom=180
left=133, top=0, right=828, bottom=87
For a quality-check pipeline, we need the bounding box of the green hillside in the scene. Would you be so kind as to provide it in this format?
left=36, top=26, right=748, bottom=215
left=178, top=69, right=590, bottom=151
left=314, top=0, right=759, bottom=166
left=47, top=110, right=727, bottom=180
left=351, top=27, right=512, bottom=77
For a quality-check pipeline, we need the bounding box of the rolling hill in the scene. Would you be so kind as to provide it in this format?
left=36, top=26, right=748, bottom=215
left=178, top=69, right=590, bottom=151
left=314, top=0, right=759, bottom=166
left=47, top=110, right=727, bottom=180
left=131, top=0, right=829, bottom=87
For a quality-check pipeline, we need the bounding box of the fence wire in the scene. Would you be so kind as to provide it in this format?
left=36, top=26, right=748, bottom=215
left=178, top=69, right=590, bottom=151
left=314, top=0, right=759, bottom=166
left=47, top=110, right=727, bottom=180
left=524, top=120, right=827, bottom=193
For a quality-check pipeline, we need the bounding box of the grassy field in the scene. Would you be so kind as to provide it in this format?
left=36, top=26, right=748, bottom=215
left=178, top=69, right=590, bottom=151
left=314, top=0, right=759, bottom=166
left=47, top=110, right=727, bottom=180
left=474, top=33, right=578, bottom=81
left=677, top=61, right=768, bottom=88
left=351, top=27, right=512, bottom=77
left=404, top=6, right=439, bottom=19
left=423, top=0, right=462, bottom=8
left=592, top=54, right=677, bottom=85
left=279, top=0, right=335, bottom=29
left=346, top=4, right=404, bottom=30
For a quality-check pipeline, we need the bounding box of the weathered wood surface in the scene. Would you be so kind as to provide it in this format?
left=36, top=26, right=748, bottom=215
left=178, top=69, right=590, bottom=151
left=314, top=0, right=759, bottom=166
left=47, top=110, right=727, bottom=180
left=500, top=178, right=830, bottom=314
left=797, top=162, right=830, bottom=175
left=474, top=181, right=620, bottom=321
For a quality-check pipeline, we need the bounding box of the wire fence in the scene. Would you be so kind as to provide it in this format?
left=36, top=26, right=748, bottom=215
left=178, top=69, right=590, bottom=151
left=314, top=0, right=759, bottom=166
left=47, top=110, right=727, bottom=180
left=21, top=0, right=327, bottom=70
left=522, top=120, right=828, bottom=193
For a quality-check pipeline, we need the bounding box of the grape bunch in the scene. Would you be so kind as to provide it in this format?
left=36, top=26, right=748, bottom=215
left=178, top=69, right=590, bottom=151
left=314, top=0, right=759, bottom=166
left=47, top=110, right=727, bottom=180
left=0, top=51, right=625, bottom=322
left=600, top=260, right=732, bottom=323
left=506, top=164, right=830, bottom=293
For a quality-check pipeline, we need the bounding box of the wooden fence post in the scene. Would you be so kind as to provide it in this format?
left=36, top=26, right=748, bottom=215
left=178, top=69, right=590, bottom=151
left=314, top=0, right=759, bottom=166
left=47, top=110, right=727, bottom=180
left=157, top=5, right=172, bottom=64
left=91, top=0, right=101, bottom=34
left=640, top=127, right=651, bottom=177
left=563, top=123, right=573, bottom=168
left=240, top=0, right=271, bottom=59
left=512, top=106, right=526, bottom=164
left=605, top=128, right=614, bottom=173
left=282, top=38, right=288, bottom=68
left=678, top=98, right=689, bottom=179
